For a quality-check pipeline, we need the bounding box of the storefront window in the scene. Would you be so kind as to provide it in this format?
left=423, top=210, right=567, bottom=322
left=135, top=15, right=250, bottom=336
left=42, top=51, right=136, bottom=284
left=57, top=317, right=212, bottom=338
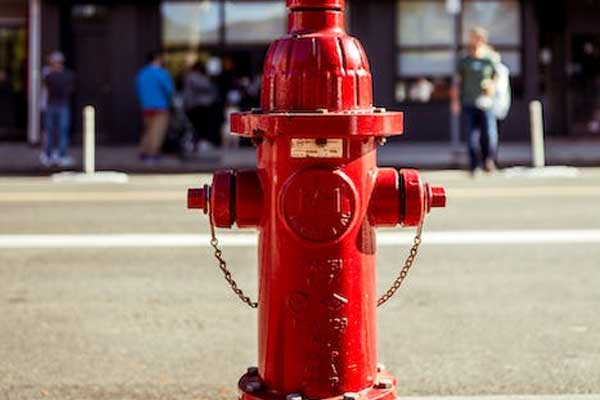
left=397, top=0, right=457, bottom=84
left=224, top=1, right=286, bottom=44
left=161, top=1, right=287, bottom=88
left=397, top=1, right=454, bottom=47
left=396, top=0, right=522, bottom=101
left=162, top=1, right=221, bottom=48
left=397, top=50, right=454, bottom=77
left=463, top=1, right=520, bottom=46
left=463, top=0, right=521, bottom=76
left=162, top=1, right=286, bottom=48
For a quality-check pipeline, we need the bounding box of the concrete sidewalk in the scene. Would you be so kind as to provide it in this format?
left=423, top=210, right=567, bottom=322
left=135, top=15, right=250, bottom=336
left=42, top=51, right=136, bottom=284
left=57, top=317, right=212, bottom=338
left=0, top=139, right=599, bottom=175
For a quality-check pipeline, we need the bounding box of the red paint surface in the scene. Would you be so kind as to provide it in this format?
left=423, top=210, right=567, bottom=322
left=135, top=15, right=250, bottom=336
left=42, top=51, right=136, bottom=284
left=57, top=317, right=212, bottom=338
left=188, top=1, right=446, bottom=400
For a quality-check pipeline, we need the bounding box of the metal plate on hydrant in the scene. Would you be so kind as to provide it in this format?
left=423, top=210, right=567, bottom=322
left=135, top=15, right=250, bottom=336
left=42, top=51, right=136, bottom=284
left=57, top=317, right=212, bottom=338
left=291, top=138, right=344, bottom=159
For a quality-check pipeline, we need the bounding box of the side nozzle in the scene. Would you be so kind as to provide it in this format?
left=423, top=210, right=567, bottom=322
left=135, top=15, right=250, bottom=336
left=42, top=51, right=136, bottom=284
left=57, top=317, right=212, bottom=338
left=187, top=185, right=210, bottom=214
left=400, top=169, right=447, bottom=227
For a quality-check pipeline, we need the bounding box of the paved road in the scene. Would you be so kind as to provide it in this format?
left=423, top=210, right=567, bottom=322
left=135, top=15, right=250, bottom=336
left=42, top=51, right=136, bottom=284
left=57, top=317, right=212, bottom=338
left=1, top=170, right=599, bottom=399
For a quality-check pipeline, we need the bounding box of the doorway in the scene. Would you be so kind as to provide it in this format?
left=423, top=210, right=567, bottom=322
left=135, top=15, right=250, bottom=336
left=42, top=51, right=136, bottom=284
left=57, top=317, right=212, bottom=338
left=0, top=24, right=27, bottom=140
left=569, top=34, right=600, bottom=135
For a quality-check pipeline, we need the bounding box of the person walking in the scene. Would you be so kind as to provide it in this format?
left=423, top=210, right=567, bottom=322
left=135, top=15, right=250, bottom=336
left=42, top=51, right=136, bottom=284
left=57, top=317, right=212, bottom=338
left=136, top=51, right=174, bottom=164
left=451, top=27, right=498, bottom=176
left=41, top=51, right=75, bottom=168
left=182, top=62, right=218, bottom=151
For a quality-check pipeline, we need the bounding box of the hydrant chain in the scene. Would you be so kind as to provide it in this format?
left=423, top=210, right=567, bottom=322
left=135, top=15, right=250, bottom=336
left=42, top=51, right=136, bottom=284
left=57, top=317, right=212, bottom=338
left=209, top=211, right=423, bottom=309
left=377, top=222, right=424, bottom=307
left=209, top=200, right=259, bottom=309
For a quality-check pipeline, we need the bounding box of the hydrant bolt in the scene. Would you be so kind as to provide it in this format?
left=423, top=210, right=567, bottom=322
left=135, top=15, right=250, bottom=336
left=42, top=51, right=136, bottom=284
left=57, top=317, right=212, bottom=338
left=245, top=381, right=263, bottom=393
left=375, top=379, right=393, bottom=390
left=286, top=393, right=303, bottom=400
left=247, top=366, right=259, bottom=376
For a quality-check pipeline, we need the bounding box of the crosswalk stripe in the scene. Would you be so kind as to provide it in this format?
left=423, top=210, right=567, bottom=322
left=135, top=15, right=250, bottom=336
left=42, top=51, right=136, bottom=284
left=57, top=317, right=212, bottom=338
left=1, top=230, right=600, bottom=248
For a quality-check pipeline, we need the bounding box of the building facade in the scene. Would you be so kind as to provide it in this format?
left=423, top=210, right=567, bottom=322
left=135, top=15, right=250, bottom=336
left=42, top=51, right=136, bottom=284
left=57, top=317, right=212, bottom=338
left=1, top=0, right=600, bottom=144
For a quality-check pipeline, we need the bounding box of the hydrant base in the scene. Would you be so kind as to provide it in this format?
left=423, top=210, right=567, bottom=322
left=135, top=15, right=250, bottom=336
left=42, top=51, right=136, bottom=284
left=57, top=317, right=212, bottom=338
left=238, top=370, right=398, bottom=400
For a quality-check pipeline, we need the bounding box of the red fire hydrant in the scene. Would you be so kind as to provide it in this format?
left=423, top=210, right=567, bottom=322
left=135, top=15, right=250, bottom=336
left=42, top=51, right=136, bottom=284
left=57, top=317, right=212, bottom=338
left=188, top=1, right=446, bottom=399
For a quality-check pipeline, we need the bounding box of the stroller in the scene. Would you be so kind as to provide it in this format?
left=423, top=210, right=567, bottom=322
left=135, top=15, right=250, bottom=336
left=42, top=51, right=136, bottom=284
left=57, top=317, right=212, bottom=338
left=162, top=93, right=196, bottom=160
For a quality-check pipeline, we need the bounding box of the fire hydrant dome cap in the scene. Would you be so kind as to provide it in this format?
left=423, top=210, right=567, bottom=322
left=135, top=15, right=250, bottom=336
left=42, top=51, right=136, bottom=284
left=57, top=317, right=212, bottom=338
left=261, top=35, right=372, bottom=112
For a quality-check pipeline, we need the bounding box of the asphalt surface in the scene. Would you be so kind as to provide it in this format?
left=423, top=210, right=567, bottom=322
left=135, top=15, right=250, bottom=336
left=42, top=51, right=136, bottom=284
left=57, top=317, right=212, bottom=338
left=1, top=170, right=600, bottom=399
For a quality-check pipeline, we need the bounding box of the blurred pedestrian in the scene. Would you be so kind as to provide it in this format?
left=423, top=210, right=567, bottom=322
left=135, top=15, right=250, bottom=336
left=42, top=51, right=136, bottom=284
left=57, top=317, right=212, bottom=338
left=451, top=27, right=498, bottom=176
left=182, top=61, right=218, bottom=151
left=206, top=56, right=227, bottom=148
left=136, top=51, right=174, bottom=164
left=41, top=51, right=75, bottom=168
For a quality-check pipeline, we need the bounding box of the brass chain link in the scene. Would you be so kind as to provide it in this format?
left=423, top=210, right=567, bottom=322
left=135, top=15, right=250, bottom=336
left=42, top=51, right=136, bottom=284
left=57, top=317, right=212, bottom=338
left=376, top=222, right=424, bottom=307
left=208, top=194, right=258, bottom=309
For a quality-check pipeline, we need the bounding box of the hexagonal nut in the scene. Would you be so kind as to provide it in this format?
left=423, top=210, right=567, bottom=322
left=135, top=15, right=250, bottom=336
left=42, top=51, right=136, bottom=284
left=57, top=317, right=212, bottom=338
left=375, top=378, right=393, bottom=389
left=286, top=393, right=303, bottom=400
left=246, top=366, right=259, bottom=376
left=244, top=381, right=263, bottom=393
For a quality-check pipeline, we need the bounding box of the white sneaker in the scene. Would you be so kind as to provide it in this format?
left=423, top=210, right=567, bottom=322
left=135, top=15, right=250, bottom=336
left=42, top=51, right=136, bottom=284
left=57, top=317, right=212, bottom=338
left=470, top=168, right=483, bottom=179
left=57, top=156, right=75, bottom=168
left=39, top=153, right=53, bottom=168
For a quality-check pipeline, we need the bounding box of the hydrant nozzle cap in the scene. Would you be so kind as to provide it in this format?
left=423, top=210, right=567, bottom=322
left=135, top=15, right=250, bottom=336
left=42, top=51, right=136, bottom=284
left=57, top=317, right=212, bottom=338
left=188, top=186, right=209, bottom=214
left=428, top=185, right=447, bottom=210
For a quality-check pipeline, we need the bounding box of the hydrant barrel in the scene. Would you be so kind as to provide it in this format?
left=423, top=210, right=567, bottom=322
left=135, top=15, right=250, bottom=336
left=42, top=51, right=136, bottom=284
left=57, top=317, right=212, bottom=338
left=188, top=1, right=447, bottom=400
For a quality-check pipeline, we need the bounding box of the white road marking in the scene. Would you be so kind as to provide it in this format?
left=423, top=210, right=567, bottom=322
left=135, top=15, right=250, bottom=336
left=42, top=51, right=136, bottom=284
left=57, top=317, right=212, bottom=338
left=0, top=191, right=184, bottom=202
left=397, top=396, right=600, bottom=400
left=0, top=230, right=599, bottom=248
left=1, top=186, right=600, bottom=203
left=449, top=186, right=600, bottom=198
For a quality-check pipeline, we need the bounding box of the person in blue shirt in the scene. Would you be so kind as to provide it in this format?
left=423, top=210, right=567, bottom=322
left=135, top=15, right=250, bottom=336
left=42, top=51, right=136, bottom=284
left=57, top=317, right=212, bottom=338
left=135, top=51, right=174, bottom=163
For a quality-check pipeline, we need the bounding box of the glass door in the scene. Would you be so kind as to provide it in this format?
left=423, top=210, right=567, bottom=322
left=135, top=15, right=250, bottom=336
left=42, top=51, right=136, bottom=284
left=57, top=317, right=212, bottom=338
left=0, top=24, right=27, bottom=140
